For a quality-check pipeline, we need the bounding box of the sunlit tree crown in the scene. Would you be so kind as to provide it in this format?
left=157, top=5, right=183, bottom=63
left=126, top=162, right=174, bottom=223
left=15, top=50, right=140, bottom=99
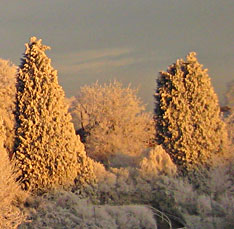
left=14, top=37, right=95, bottom=193
left=154, top=52, right=228, bottom=172
left=69, top=81, right=155, bottom=166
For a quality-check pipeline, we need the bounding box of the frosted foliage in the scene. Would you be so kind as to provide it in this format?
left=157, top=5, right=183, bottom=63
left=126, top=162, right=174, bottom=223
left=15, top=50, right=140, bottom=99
left=69, top=81, right=155, bottom=164
left=19, top=191, right=157, bottom=229
left=14, top=37, right=95, bottom=193
left=92, top=161, right=116, bottom=187
left=0, top=59, right=17, bottom=153
left=0, top=118, right=26, bottom=228
left=155, top=52, right=228, bottom=172
left=138, top=145, right=177, bottom=180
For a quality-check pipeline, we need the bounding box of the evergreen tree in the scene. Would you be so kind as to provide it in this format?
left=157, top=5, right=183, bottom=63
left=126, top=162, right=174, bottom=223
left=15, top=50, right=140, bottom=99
left=14, top=37, right=95, bottom=192
left=154, top=52, right=228, bottom=172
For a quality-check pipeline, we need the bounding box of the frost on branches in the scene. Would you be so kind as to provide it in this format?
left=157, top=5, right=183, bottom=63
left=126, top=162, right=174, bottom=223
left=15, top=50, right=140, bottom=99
left=137, top=145, right=177, bottom=180
left=0, top=59, right=17, bottom=153
left=69, top=81, right=155, bottom=166
left=154, top=52, right=228, bottom=173
left=0, top=117, right=26, bottom=228
left=14, top=37, right=95, bottom=193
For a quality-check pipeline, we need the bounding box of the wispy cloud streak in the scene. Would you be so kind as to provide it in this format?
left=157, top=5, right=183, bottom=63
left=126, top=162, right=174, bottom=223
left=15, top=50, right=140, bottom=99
left=54, top=48, right=142, bottom=74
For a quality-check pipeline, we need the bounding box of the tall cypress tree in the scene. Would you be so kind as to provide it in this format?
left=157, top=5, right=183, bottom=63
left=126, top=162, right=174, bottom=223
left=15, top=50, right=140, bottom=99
left=154, top=52, right=228, bottom=172
left=14, top=37, right=94, bottom=192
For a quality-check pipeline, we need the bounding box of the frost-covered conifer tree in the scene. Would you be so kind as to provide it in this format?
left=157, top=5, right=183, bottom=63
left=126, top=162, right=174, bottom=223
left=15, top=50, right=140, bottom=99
left=0, top=59, right=17, bottom=153
left=154, top=52, right=228, bottom=172
left=14, top=37, right=95, bottom=192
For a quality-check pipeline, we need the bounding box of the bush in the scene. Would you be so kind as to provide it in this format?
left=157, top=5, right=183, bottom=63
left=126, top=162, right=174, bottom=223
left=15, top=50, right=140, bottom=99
left=19, top=191, right=158, bottom=229
left=137, top=145, right=177, bottom=180
left=90, top=154, right=234, bottom=228
left=17, top=147, right=234, bottom=228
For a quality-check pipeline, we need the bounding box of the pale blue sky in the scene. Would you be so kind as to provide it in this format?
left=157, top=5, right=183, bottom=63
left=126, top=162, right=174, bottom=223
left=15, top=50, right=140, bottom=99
left=1, top=0, right=233, bottom=110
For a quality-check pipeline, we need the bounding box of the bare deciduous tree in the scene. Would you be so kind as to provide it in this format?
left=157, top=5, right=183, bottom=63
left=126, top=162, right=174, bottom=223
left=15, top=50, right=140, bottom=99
left=69, top=81, right=155, bottom=166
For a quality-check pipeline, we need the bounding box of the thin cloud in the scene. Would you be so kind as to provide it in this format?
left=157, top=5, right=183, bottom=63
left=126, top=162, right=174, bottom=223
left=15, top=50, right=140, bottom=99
left=57, top=48, right=130, bottom=63
left=74, top=48, right=131, bottom=63
left=59, top=57, right=138, bottom=74
left=54, top=48, right=142, bottom=74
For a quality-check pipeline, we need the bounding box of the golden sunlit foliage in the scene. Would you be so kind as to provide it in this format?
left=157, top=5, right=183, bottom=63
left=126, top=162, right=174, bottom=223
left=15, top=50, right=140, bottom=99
left=0, top=58, right=17, bottom=153
left=0, top=35, right=233, bottom=228
left=0, top=118, right=27, bottom=229
left=14, top=37, right=95, bottom=193
left=154, top=52, right=228, bottom=172
left=69, top=81, right=155, bottom=166
left=137, top=145, right=177, bottom=180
